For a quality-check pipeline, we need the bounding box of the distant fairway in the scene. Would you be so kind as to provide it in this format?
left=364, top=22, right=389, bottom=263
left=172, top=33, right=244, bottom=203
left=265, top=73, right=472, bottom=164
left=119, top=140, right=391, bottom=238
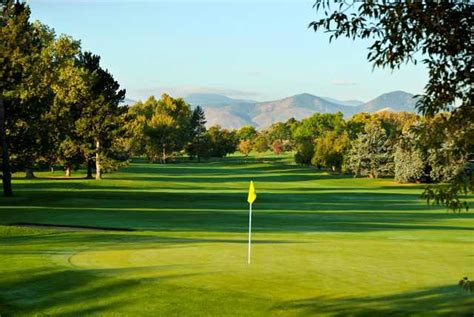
left=0, top=155, right=473, bottom=316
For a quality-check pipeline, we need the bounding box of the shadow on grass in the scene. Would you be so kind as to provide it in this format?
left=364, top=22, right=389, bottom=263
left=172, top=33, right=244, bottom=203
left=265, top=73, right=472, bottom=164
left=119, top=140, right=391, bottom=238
left=0, top=268, right=134, bottom=316
left=272, top=285, right=474, bottom=316
left=0, top=206, right=472, bottom=235
left=0, top=231, right=302, bottom=247
left=0, top=267, right=213, bottom=316
left=3, top=160, right=472, bottom=234
left=0, top=188, right=448, bottom=220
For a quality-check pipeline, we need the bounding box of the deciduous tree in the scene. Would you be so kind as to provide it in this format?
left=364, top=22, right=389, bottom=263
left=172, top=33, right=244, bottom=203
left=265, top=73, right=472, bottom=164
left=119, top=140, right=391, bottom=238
left=75, top=52, right=126, bottom=177
left=0, top=1, right=49, bottom=193
left=310, top=0, right=473, bottom=210
left=312, top=131, right=349, bottom=172
left=238, top=140, right=252, bottom=157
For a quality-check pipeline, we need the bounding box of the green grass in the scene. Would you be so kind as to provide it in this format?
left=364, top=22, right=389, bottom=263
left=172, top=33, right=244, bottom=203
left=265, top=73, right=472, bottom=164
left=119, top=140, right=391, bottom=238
left=1, top=154, right=473, bottom=316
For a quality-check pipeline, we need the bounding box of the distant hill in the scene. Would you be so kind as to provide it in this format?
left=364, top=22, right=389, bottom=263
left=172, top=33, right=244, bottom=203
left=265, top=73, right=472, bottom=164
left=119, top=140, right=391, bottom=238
left=185, top=90, right=418, bottom=129
left=322, top=97, right=365, bottom=107
left=184, top=93, right=256, bottom=106
left=251, top=93, right=351, bottom=128
left=359, top=90, right=418, bottom=113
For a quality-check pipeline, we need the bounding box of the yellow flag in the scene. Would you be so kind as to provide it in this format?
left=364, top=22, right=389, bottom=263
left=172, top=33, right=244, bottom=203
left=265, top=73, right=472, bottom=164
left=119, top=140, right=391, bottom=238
left=247, top=181, right=257, bottom=204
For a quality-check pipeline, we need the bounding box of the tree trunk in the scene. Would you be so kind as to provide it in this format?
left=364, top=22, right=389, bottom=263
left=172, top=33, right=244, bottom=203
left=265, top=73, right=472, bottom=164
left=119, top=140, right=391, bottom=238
left=86, top=159, right=93, bottom=179
left=95, top=140, right=101, bottom=180
left=25, top=168, right=35, bottom=179
left=0, top=96, right=13, bottom=196
left=162, top=144, right=167, bottom=164
left=65, top=166, right=71, bottom=177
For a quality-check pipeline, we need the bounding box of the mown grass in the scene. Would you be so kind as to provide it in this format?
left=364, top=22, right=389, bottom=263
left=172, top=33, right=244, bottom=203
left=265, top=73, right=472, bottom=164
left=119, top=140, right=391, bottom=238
left=0, top=154, right=473, bottom=316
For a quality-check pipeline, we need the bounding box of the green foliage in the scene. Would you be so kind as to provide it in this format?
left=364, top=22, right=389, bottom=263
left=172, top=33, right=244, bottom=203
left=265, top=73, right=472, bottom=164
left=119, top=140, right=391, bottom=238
left=0, top=2, right=53, bottom=188
left=56, top=138, right=84, bottom=172
left=393, top=128, right=427, bottom=183
left=292, top=112, right=345, bottom=142
left=127, top=94, right=192, bottom=163
left=44, top=35, right=88, bottom=175
left=347, top=123, right=394, bottom=178
left=312, top=131, right=349, bottom=172
left=414, top=114, right=471, bottom=183
left=74, top=52, right=126, bottom=177
left=310, top=1, right=472, bottom=210
left=422, top=162, right=474, bottom=213
left=252, top=134, right=269, bottom=153
left=310, top=1, right=471, bottom=116
left=1, top=1, right=128, bottom=185
left=190, top=106, right=206, bottom=138
left=206, top=125, right=237, bottom=158
left=186, top=134, right=212, bottom=161
left=236, top=125, right=257, bottom=141
left=186, top=106, right=208, bottom=161
left=265, top=122, right=292, bottom=144
left=394, top=146, right=425, bottom=184
left=374, top=111, right=419, bottom=138
left=415, top=114, right=473, bottom=211
left=293, top=113, right=345, bottom=165
left=294, top=140, right=314, bottom=166
left=346, top=113, right=378, bottom=140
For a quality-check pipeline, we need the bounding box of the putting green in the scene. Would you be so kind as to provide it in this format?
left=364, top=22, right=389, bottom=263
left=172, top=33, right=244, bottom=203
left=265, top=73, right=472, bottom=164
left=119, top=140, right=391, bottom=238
left=66, top=234, right=472, bottom=301
left=69, top=244, right=245, bottom=269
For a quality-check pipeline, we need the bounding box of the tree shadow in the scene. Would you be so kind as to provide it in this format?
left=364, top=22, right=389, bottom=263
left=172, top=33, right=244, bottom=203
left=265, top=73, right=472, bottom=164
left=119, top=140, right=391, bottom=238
left=2, top=160, right=472, bottom=234
left=0, top=268, right=133, bottom=316
left=0, top=206, right=472, bottom=234
left=272, top=284, right=474, bottom=316
left=0, top=231, right=302, bottom=247
left=0, top=267, right=215, bottom=316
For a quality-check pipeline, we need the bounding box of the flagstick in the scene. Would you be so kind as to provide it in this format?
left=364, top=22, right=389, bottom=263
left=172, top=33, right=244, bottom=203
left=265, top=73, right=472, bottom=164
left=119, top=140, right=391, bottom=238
left=248, top=202, right=252, bottom=264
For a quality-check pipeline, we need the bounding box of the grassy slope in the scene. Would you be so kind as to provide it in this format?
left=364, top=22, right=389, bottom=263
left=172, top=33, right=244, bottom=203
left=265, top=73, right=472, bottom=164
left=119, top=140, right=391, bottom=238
left=0, top=155, right=473, bottom=316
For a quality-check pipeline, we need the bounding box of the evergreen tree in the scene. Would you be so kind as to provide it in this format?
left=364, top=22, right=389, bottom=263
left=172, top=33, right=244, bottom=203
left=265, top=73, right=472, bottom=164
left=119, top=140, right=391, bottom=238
left=347, top=123, right=394, bottom=178
left=186, top=106, right=208, bottom=161
left=310, top=1, right=472, bottom=210
left=75, top=52, right=125, bottom=178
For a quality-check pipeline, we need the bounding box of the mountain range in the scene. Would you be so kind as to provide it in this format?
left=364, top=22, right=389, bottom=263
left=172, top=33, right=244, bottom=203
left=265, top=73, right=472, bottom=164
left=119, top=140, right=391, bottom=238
left=184, top=90, right=418, bottom=129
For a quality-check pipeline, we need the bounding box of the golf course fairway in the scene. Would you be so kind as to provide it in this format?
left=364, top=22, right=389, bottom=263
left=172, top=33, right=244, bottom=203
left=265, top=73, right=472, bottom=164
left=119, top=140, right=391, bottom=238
left=0, top=155, right=472, bottom=316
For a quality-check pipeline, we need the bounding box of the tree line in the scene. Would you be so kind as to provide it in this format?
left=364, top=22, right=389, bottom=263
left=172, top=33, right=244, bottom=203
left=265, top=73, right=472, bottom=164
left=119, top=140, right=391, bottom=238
left=125, top=95, right=237, bottom=163
left=308, top=1, right=472, bottom=211
left=0, top=1, right=240, bottom=195
left=1, top=1, right=472, bottom=211
left=1, top=1, right=127, bottom=196
left=233, top=111, right=472, bottom=192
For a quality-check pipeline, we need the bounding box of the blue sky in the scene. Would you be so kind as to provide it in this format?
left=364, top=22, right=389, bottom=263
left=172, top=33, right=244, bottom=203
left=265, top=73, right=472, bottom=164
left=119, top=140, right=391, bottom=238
left=30, top=0, right=428, bottom=102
